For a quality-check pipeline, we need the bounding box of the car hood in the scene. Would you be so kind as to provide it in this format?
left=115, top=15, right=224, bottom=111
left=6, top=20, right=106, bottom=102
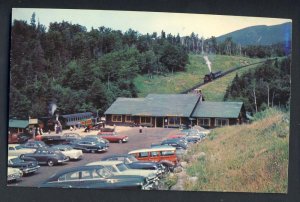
left=12, top=160, right=37, bottom=167
left=7, top=167, right=22, bottom=175
left=115, top=169, right=157, bottom=178
left=18, top=148, right=36, bottom=153
left=129, top=161, right=159, bottom=169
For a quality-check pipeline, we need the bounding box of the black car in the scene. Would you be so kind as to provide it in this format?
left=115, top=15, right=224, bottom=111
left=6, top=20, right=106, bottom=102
left=161, top=138, right=188, bottom=150
left=72, top=140, right=108, bottom=153
left=101, top=154, right=167, bottom=176
left=40, top=165, right=152, bottom=190
left=41, top=134, right=67, bottom=146
left=22, top=147, right=69, bottom=166
left=8, top=156, right=40, bottom=175
left=21, top=141, right=48, bottom=149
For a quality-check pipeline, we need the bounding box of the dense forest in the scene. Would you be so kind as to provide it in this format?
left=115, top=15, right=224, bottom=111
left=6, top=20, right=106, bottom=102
left=10, top=13, right=290, bottom=119
left=224, top=57, right=291, bottom=113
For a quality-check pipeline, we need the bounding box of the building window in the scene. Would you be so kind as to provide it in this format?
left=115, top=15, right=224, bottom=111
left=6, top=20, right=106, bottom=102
left=140, top=117, right=151, bottom=124
left=125, top=115, right=133, bottom=122
left=198, top=118, right=210, bottom=126
left=215, top=118, right=229, bottom=127
left=168, top=117, right=180, bottom=125
left=112, top=115, right=122, bottom=122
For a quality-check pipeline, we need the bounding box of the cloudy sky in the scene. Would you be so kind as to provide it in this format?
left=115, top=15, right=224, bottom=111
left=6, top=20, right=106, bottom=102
left=12, top=8, right=291, bottom=38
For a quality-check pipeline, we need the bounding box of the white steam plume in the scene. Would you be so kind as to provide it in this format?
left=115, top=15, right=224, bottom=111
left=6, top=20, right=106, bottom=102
left=49, top=103, right=57, bottom=116
left=203, top=55, right=212, bottom=73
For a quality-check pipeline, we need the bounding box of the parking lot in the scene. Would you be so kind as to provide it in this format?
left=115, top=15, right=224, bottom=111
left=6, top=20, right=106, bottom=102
left=8, top=127, right=178, bottom=187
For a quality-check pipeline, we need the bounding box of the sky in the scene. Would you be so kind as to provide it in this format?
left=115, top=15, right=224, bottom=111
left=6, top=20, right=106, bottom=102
left=12, top=8, right=291, bottom=38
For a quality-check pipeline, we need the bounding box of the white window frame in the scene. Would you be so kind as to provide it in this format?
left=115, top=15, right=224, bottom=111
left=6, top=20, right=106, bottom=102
left=197, top=118, right=210, bottom=127
left=125, top=115, right=133, bottom=123
left=215, top=118, right=229, bottom=127
left=112, top=115, right=122, bottom=122
left=140, top=116, right=152, bottom=124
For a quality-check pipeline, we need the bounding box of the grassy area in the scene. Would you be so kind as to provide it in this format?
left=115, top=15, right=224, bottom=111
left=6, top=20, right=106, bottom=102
left=183, top=108, right=289, bottom=193
left=134, top=54, right=261, bottom=98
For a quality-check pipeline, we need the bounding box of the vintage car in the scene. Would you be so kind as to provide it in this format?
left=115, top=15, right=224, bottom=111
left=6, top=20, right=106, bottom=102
left=40, top=165, right=152, bottom=190
left=101, top=154, right=167, bottom=176
left=21, top=141, right=48, bottom=149
left=86, top=161, right=159, bottom=189
left=8, top=156, right=40, bottom=175
left=82, top=135, right=110, bottom=147
left=8, top=144, right=36, bottom=157
left=7, top=167, right=23, bottom=182
left=167, top=134, right=200, bottom=143
left=97, top=132, right=128, bottom=143
left=128, top=147, right=178, bottom=171
left=40, top=134, right=67, bottom=145
left=71, top=140, right=108, bottom=153
left=62, top=133, right=82, bottom=142
left=51, top=145, right=83, bottom=160
left=8, top=132, right=32, bottom=144
left=160, top=138, right=188, bottom=150
left=22, top=147, right=69, bottom=166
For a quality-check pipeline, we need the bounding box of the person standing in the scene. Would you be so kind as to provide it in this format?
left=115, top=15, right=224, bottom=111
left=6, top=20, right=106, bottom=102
left=139, top=125, right=142, bottom=133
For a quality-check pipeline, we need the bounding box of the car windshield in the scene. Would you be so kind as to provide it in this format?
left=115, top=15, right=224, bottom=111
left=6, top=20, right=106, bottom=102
left=10, top=157, right=24, bottom=164
left=127, top=156, right=138, bottom=163
left=116, top=163, right=129, bottom=172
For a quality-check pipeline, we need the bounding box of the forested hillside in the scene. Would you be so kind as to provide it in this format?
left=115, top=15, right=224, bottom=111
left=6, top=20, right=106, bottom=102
left=224, top=57, right=291, bottom=113
left=9, top=13, right=291, bottom=119
left=10, top=16, right=188, bottom=118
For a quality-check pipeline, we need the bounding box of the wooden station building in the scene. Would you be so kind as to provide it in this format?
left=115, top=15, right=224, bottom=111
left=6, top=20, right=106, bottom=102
left=104, top=94, right=246, bottom=129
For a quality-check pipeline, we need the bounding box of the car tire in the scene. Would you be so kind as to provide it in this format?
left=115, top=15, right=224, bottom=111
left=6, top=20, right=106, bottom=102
left=118, top=139, right=122, bottom=144
left=47, top=160, right=54, bottom=167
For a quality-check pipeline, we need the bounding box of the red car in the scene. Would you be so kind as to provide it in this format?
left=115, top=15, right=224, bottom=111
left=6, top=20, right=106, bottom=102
left=97, top=132, right=128, bottom=143
left=167, top=134, right=186, bottom=139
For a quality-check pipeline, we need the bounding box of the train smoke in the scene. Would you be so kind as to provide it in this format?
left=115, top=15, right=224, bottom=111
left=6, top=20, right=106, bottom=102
left=203, top=55, right=212, bottom=73
left=49, top=103, right=57, bottom=116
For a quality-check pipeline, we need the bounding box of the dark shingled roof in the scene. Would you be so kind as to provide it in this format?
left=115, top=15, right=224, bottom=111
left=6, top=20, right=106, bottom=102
left=104, top=94, right=200, bottom=117
left=192, top=101, right=243, bottom=118
left=104, top=98, right=145, bottom=115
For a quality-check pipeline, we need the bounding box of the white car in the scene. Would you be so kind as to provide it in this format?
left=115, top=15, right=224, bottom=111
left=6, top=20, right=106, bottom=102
left=51, top=145, right=83, bottom=160
left=86, top=160, right=159, bottom=189
left=7, top=167, right=23, bottom=182
left=8, top=144, right=36, bottom=157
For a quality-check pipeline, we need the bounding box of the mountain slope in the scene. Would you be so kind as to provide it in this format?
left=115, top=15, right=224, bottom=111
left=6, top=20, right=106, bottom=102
left=217, top=22, right=291, bottom=46
left=182, top=108, right=289, bottom=193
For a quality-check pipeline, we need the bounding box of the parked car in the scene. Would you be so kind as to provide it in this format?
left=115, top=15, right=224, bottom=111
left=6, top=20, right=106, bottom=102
left=97, top=132, right=128, bottom=143
left=22, top=147, right=69, bottom=166
left=86, top=161, right=159, bottom=189
left=21, top=141, right=48, bottom=149
left=8, top=156, right=40, bottom=175
left=161, top=138, right=188, bottom=150
left=62, top=133, right=82, bottom=142
left=8, top=144, right=36, bottom=157
left=83, top=135, right=110, bottom=147
left=128, top=147, right=178, bottom=171
left=41, top=134, right=67, bottom=145
left=51, top=145, right=83, bottom=160
left=100, top=127, right=115, bottom=133
left=101, top=154, right=167, bottom=177
left=7, top=167, right=23, bottom=183
left=72, top=140, right=108, bottom=153
left=40, top=165, right=152, bottom=190
left=8, top=132, right=32, bottom=144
